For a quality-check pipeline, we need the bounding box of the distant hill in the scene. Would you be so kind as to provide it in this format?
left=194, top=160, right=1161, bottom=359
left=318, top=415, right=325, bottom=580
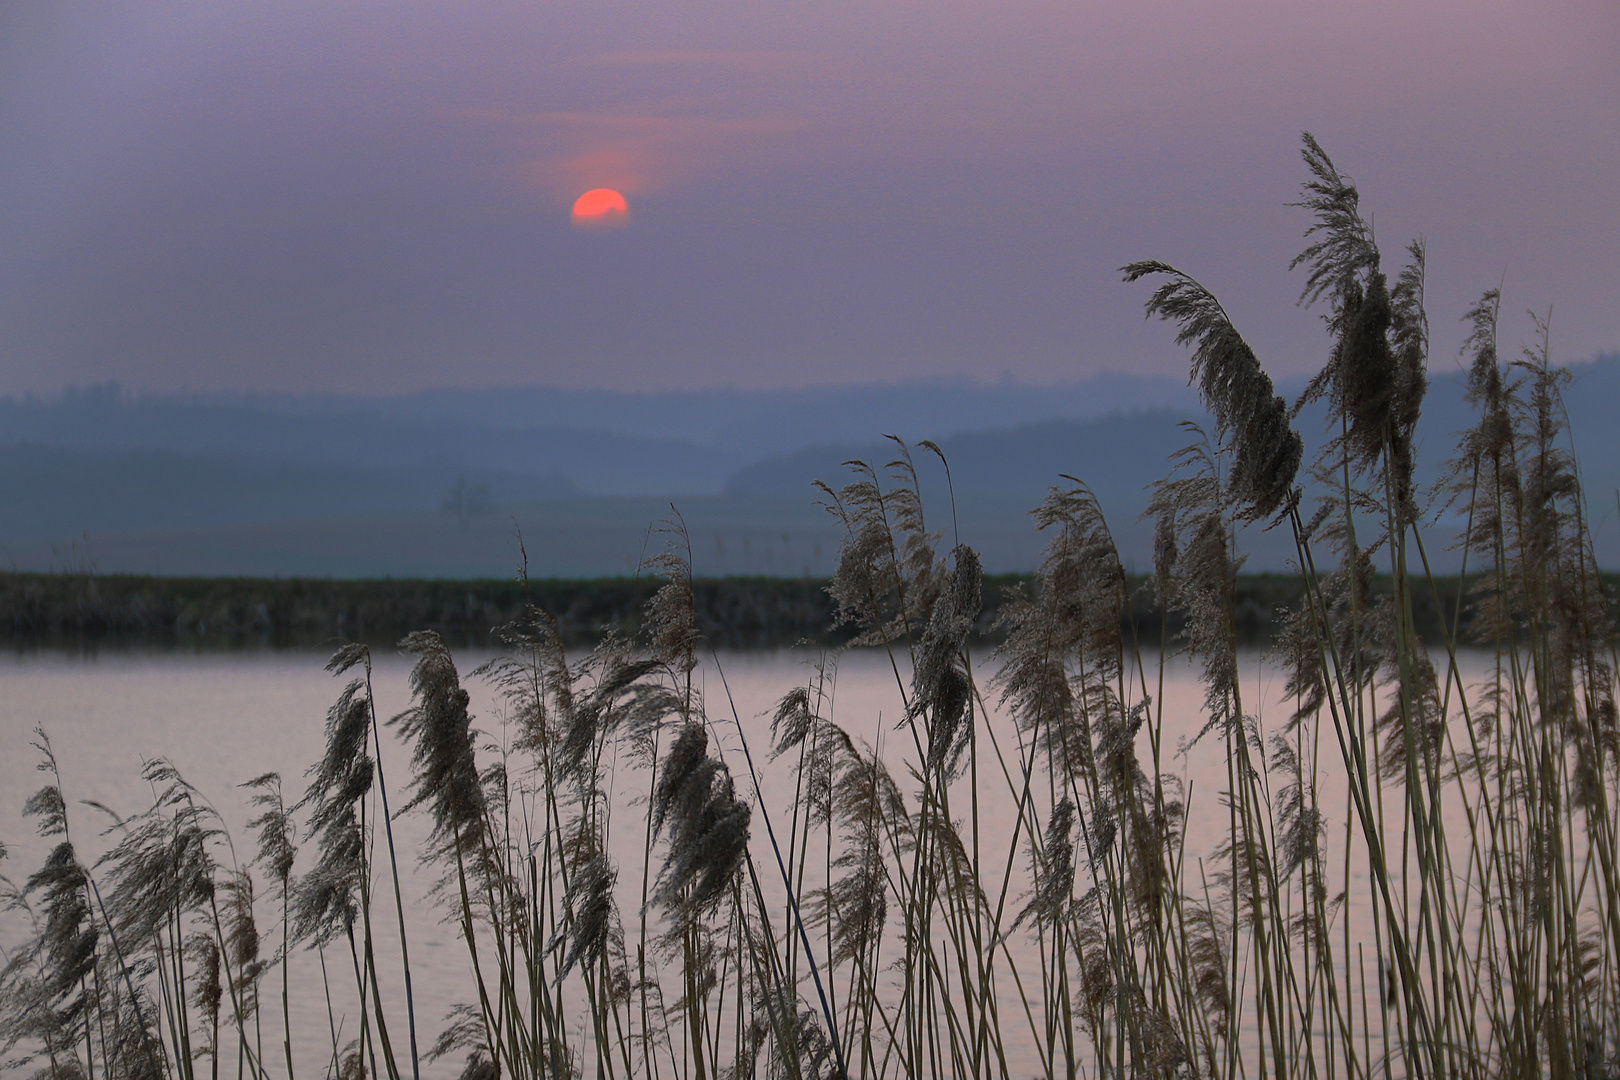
left=0, top=443, right=581, bottom=544
left=233, top=374, right=1206, bottom=451
left=724, top=409, right=1199, bottom=503
left=0, top=385, right=736, bottom=497
left=1, top=357, right=1616, bottom=576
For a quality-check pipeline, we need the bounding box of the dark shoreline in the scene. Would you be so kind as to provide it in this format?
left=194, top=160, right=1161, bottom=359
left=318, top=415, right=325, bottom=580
left=0, top=569, right=1557, bottom=651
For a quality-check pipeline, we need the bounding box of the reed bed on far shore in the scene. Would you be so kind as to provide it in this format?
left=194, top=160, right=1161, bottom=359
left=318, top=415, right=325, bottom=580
left=0, top=569, right=1525, bottom=651
left=3, top=134, right=1617, bottom=1080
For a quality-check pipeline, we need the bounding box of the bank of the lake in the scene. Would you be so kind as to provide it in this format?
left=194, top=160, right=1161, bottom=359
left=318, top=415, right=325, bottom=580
left=0, top=569, right=1544, bottom=649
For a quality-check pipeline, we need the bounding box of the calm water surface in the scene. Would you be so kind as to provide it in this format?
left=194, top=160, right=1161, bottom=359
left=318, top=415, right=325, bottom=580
left=0, top=645, right=1472, bottom=1078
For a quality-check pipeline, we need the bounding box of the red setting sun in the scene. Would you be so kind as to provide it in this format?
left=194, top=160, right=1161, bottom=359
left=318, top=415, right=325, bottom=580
left=571, top=188, right=629, bottom=227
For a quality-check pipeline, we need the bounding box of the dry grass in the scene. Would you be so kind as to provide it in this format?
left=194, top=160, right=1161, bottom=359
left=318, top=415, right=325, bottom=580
left=2, top=133, right=1617, bottom=1080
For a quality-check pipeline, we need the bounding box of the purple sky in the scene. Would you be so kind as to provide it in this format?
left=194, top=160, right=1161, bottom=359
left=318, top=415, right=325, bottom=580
left=2, top=0, right=1616, bottom=395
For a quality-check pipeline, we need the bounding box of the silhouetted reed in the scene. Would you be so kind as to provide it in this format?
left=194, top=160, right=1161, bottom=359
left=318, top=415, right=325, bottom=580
left=3, top=132, right=1617, bottom=1080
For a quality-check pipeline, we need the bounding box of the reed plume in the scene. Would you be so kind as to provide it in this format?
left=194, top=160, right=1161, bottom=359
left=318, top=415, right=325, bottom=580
left=5, top=128, right=1619, bottom=1080
left=1120, top=262, right=1301, bottom=521
left=819, top=441, right=943, bottom=647
left=650, top=723, right=751, bottom=925
left=293, top=682, right=371, bottom=945
left=392, top=631, right=491, bottom=884
left=908, top=544, right=981, bottom=779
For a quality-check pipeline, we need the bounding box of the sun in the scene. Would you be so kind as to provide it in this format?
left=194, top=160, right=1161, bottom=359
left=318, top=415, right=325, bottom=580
left=572, top=188, right=629, bottom=228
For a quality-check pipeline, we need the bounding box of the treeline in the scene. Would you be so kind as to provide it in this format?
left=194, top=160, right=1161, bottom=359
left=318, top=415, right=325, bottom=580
left=0, top=569, right=1536, bottom=649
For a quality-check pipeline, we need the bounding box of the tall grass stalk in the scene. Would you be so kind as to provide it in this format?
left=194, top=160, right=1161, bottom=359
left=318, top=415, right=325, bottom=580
left=2, top=132, right=1617, bottom=1079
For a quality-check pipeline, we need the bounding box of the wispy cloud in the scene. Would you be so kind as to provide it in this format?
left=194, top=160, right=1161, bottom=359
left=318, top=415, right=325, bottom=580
left=464, top=107, right=800, bottom=200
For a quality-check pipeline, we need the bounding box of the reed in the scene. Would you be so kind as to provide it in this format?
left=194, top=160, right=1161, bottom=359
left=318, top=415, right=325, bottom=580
left=2, top=133, right=1617, bottom=1079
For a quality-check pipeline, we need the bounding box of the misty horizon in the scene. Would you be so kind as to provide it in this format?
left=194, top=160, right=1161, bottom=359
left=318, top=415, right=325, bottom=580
left=4, top=353, right=1620, bottom=578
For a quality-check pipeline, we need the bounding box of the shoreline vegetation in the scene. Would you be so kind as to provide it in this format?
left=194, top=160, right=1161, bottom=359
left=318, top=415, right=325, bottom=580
left=0, top=569, right=1555, bottom=650
left=4, top=133, right=1618, bottom=1080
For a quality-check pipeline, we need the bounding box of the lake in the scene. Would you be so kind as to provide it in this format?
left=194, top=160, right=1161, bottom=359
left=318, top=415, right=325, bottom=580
left=0, top=643, right=1504, bottom=1079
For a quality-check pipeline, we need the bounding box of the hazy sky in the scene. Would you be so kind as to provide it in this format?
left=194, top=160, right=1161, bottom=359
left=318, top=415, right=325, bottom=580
left=1, top=0, right=1615, bottom=395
